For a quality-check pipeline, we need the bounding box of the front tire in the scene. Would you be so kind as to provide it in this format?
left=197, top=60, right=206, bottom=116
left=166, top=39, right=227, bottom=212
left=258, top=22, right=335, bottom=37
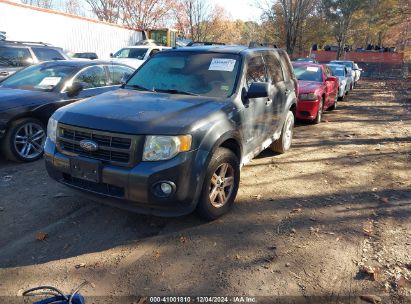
left=196, top=147, right=240, bottom=220
left=1, top=118, right=46, bottom=162
left=314, top=98, right=323, bottom=124
left=270, top=110, right=294, bottom=154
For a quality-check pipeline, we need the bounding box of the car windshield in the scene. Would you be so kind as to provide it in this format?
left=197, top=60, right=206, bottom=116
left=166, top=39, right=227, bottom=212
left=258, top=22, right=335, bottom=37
left=0, top=64, right=76, bottom=91
left=113, top=48, right=148, bottom=60
left=293, top=65, right=322, bottom=82
left=330, top=66, right=345, bottom=77
left=125, top=52, right=241, bottom=98
left=331, top=61, right=353, bottom=69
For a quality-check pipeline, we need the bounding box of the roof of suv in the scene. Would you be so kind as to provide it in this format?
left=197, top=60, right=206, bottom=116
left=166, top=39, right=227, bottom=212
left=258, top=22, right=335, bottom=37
left=174, top=45, right=279, bottom=55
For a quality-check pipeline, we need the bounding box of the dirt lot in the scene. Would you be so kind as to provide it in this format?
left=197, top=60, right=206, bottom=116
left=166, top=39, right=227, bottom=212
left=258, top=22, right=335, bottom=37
left=0, top=80, right=410, bottom=303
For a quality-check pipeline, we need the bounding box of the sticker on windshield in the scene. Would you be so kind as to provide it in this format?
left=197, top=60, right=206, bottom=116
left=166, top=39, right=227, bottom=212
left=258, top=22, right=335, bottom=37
left=307, top=67, right=319, bottom=72
left=209, top=58, right=236, bottom=72
left=38, top=77, right=62, bottom=87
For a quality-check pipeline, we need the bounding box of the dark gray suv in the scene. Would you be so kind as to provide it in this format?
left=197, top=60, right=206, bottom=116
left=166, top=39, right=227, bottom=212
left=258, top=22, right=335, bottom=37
left=45, top=46, right=297, bottom=220
left=0, top=41, right=68, bottom=80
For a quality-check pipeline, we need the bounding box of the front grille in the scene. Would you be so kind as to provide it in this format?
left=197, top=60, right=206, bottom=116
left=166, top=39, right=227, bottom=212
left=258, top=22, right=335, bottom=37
left=62, top=174, right=125, bottom=198
left=57, top=124, right=138, bottom=167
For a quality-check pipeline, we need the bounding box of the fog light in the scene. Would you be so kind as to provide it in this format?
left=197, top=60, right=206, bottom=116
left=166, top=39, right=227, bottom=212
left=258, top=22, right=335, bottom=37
left=160, top=182, right=172, bottom=195
left=152, top=181, right=176, bottom=198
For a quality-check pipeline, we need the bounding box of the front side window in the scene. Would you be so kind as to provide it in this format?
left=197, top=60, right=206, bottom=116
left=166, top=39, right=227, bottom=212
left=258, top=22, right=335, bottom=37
left=246, top=56, right=267, bottom=87
left=125, top=52, right=241, bottom=98
left=32, top=48, right=65, bottom=61
left=293, top=65, right=323, bottom=82
left=113, top=48, right=148, bottom=60
left=73, top=66, right=107, bottom=89
left=264, top=54, right=284, bottom=84
left=0, top=47, right=32, bottom=67
left=107, top=65, right=134, bottom=85
left=0, top=63, right=75, bottom=91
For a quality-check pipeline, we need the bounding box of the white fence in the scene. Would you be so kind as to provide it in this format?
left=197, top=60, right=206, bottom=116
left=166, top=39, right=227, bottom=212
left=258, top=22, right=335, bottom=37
left=0, top=1, right=143, bottom=59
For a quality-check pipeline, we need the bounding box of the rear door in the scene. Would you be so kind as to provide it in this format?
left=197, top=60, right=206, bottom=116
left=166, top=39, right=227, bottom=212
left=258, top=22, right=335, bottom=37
left=278, top=51, right=297, bottom=126
left=263, top=53, right=286, bottom=134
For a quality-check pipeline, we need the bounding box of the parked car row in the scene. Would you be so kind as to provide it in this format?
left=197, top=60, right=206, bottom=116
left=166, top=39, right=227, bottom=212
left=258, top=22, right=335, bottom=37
left=0, top=41, right=362, bottom=220
left=292, top=58, right=362, bottom=123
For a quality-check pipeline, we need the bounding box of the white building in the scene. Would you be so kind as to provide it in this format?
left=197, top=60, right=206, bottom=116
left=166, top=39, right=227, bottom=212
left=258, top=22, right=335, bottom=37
left=0, top=0, right=143, bottom=59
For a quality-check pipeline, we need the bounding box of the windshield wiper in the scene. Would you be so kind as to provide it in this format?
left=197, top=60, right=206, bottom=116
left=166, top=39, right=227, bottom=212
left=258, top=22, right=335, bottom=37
left=125, top=84, right=154, bottom=92
left=154, top=88, right=198, bottom=96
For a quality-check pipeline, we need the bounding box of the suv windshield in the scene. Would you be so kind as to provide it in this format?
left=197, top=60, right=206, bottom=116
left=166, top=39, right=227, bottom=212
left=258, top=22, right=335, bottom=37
left=125, top=52, right=241, bottom=98
left=0, top=64, right=76, bottom=91
left=113, top=48, right=148, bottom=60
left=0, top=46, right=32, bottom=67
left=293, top=65, right=323, bottom=82
left=329, top=65, right=345, bottom=77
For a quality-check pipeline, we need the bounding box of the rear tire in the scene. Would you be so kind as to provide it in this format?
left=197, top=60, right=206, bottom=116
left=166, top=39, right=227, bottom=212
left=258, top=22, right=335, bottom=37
left=196, top=147, right=240, bottom=221
left=1, top=118, right=46, bottom=162
left=270, top=110, right=294, bottom=154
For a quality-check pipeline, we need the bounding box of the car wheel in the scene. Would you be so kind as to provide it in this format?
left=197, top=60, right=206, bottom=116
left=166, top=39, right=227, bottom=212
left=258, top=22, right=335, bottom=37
left=2, top=118, right=46, bottom=162
left=314, top=98, right=323, bottom=124
left=196, top=147, right=240, bottom=220
left=329, top=95, right=338, bottom=110
left=270, top=110, right=294, bottom=154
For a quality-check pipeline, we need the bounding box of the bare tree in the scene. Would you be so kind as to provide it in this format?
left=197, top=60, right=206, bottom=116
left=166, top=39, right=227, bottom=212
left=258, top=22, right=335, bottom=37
left=121, top=0, right=175, bottom=29
left=21, top=0, right=54, bottom=9
left=322, top=0, right=364, bottom=59
left=181, top=0, right=213, bottom=41
left=258, top=0, right=317, bottom=55
left=85, top=0, right=121, bottom=23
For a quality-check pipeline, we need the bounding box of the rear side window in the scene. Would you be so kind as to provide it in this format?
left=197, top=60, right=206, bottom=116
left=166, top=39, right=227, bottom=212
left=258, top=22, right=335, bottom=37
left=0, top=46, right=32, bottom=67
left=74, top=66, right=107, bottom=88
left=264, top=54, right=284, bottom=84
left=32, top=47, right=65, bottom=61
left=246, top=55, right=267, bottom=87
left=107, top=65, right=134, bottom=85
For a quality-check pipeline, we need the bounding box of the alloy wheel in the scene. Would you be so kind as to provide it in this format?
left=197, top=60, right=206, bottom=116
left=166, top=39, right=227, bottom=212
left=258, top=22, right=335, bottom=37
left=13, top=122, right=46, bottom=160
left=209, top=163, right=235, bottom=208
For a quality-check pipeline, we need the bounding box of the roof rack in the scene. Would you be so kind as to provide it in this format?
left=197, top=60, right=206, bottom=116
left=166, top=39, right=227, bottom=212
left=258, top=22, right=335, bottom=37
left=249, top=42, right=278, bottom=48
left=186, top=41, right=226, bottom=47
left=0, top=40, right=52, bottom=46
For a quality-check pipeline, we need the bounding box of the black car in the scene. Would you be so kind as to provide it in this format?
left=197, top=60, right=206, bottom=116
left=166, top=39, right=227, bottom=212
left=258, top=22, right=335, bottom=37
left=0, top=60, right=134, bottom=162
left=45, top=46, right=297, bottom=220
left=0, top=40, right=69, bottom=80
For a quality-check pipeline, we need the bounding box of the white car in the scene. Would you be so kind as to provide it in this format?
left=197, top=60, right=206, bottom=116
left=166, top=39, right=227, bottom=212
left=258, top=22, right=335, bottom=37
left=110, top=45, right=170, bottom=69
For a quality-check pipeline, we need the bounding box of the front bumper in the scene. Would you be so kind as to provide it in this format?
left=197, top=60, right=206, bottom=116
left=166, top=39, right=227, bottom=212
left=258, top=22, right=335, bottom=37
left=44, top=138, right=207, bottom=216
left=296, top=99, right=320, bottom=121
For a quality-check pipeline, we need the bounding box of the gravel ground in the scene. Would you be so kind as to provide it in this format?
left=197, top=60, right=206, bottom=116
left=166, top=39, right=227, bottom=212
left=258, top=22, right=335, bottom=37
left=0, top=79, right=410, bottom=304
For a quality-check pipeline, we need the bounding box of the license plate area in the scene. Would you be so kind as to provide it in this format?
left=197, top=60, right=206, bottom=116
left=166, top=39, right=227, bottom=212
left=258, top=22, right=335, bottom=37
left=70, top=157, right=101, bottom=183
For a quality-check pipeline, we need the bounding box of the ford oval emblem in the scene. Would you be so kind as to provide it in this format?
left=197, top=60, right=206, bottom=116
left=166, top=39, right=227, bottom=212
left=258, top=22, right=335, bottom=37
left=79, top=139, right=98, bottom=152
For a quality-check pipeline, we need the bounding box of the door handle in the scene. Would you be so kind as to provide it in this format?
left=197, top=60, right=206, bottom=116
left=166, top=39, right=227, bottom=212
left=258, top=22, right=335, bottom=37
left=0, top=71, right=9, bottom=77
left=265, top=98, right=272, bottom=106
left=285, top=89, right=291, bottom=96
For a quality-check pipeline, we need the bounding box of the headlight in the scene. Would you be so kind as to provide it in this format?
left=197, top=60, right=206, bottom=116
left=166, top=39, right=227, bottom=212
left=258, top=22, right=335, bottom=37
left=299, top=93, right=318, bottom=101
left=47, top=117, right=58, bottom=143
left=143, top=135, right=192, bottom=161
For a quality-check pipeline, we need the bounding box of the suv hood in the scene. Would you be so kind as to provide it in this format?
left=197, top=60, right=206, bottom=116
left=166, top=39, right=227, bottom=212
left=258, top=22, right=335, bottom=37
left=298, top=80, right=323, bottom=94
left=0, top=87, right=54, bottom=112
left=55, top=89, right=229, bottom=134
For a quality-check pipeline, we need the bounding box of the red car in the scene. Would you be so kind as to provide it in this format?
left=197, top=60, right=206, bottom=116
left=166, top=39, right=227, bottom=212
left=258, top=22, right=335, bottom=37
left=292, top=62, right=339, bottom=123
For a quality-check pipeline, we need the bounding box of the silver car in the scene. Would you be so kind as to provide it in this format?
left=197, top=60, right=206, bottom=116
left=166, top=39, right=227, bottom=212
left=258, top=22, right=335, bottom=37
left=328, top=63, right=352, bottom=100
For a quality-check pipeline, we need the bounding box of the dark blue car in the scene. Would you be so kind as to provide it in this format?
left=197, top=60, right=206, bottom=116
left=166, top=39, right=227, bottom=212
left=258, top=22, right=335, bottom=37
left=0, top=60, right=134, bottom=162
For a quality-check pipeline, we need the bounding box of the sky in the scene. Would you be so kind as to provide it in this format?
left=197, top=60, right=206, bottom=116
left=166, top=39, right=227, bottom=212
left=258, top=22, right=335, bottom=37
left=210, top=0, right=262, bottom=21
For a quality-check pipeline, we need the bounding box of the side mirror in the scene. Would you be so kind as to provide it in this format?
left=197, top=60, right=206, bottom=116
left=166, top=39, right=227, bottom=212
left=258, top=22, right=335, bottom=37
left=66, top=82, right=84, bottom=97
left=109, top=53, right=114, bottom=58
left=247, top=82, right=269, bottom=99
left=326, top=76, right=337, bottom=82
